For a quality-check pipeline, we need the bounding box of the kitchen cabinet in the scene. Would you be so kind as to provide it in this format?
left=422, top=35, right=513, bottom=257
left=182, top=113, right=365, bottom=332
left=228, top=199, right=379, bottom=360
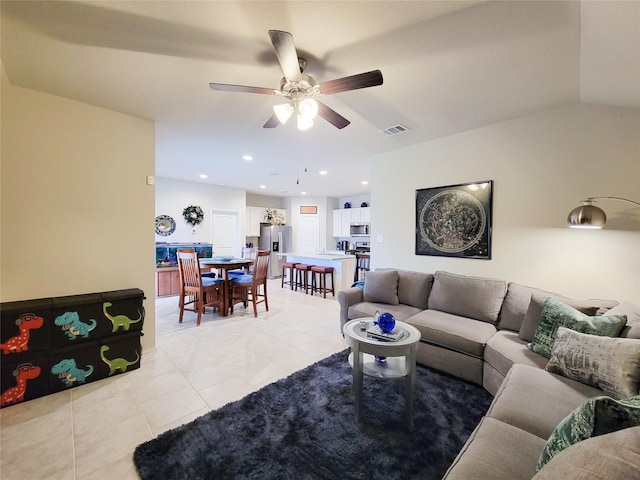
left=333, top=209, right=351, bottom=237
left=332, top=207, right=371, bottom=237
left=360, top=207, right=371, bottom=223
left=246, top=207, right=288, bottom=236
left=156, top=267, right=181, bottom=297
left=246, top=206, right=264, bottom=236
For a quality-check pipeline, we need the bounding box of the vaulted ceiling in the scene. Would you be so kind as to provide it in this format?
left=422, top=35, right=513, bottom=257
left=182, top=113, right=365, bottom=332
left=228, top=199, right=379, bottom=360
left=2, top=1, right=638, bottom=197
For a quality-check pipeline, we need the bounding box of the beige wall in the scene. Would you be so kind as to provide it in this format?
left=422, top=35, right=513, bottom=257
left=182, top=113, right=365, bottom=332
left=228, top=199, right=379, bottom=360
left=372, top=104, right=640, bottom=303
left=1, top=69, right=157, bottom=349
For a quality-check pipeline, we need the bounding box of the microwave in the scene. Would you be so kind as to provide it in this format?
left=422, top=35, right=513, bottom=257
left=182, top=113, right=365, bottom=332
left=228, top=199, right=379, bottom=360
left=350, top=223, right=370, bottom=236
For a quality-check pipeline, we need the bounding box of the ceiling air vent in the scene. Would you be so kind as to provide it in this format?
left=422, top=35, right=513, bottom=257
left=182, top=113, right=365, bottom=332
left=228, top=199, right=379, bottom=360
left=380, top=124, right=410, bottom=136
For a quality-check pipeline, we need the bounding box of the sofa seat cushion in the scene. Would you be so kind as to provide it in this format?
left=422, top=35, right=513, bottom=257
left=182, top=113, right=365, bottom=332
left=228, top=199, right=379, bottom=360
left=406, top=309, right=496, bottom=358
left=531, top=426, right=640, bottom=480
left=347, top=302, right=422, bottom=323
left=443, top=417, right=546, bottom=480
left=484, top=330, right=548, bottom=377
left=487, top=364, right=602, bottom=440
left=429, top=271, right=507, bottom=324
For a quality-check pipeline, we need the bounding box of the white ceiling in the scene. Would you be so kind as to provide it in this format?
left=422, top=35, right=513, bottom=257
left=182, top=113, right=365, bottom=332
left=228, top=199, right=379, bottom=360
left=2, top=1, right=638, bottom=198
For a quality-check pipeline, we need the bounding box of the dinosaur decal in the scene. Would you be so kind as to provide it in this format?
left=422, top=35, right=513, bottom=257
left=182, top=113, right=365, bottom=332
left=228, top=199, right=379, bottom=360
left=0, top=314, right=44, bottom=354
left=100, top=345, right=140, bottom=375
left=54, top=311, right=97, bottom=340
left=51, top=359, right=94, bottom=387
left=1, top=363, right=42, bottom=407
left=103, top=302, right=143, bottom=333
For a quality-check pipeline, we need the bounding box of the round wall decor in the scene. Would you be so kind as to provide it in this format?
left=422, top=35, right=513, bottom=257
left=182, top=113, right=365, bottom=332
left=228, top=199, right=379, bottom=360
left=155, top=215, right=176, bottom=236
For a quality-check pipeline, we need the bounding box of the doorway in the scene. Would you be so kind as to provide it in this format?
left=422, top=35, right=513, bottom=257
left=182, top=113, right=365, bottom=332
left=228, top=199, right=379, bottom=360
left=297, top=215, right=320, bottom=253
left=211, top=210, right=240, bottom=257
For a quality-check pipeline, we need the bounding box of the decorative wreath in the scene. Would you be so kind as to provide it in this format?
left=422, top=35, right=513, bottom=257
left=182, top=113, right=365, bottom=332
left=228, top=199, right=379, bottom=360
left=182, top=205, right=204, bottom=226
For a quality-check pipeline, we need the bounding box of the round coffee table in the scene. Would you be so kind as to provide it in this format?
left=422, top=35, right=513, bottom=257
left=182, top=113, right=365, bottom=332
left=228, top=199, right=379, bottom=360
left=343, top=318, right=421, bottom=429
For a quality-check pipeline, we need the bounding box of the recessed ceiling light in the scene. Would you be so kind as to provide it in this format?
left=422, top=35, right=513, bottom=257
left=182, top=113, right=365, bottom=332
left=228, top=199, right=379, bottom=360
left=361, top=180, right=369, bottom=185
left=301, top=191, right=307, bottom=195
left=199, top=174, right=208, bottom=179
left=242, top=155, right=253, bottom=161
left=319, top=170, right=327, bottom=175
left=259, top=185, right=266, bottom=189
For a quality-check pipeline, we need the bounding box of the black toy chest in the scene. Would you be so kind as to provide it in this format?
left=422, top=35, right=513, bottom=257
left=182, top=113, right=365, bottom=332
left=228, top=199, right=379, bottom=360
left=1, top=288, right=145, bottom=407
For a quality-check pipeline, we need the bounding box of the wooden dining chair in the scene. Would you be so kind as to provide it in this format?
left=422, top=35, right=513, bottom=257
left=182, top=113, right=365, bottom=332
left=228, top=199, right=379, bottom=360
left=229, top=250, right=270, bottom=317
left=177, top=249, right=225, bottom=325
left=228, top=247, right=258, bottom=277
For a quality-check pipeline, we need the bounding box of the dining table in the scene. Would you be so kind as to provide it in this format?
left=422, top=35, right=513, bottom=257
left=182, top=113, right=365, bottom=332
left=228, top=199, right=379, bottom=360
left=199, top=257, right=253, bottom=316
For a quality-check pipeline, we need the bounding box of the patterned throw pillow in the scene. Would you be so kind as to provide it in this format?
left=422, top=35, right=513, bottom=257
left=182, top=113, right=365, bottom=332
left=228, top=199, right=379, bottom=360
left=546, top=327, right=640, bottom=399
left=528, top=297, right=627, bottom=358
left=536, top=395, right=640, bottom=472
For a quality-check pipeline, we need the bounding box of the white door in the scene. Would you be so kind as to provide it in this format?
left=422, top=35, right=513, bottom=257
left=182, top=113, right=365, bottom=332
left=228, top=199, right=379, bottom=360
left=211, top=211, right=240, bottom=257
left=298, top=215, right=320, bottom=253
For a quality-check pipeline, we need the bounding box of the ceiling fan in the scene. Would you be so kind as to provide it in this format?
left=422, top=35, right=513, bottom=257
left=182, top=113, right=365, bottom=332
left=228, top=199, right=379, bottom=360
left=209, top=30, right=383, bottom=130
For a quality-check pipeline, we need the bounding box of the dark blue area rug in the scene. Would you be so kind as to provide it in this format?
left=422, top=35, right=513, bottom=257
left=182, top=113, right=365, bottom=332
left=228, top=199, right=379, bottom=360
left=133, top=349, right=492, bottom=479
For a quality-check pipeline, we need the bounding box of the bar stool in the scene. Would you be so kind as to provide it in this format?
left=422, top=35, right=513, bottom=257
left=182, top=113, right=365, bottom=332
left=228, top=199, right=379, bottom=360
left=294, top=264, right=313, bottom=294
left=354, top=253, right=370, bottom=282
left=281, top=262, right=298, bottom=289
left=311, top=266, right=335, bottom=298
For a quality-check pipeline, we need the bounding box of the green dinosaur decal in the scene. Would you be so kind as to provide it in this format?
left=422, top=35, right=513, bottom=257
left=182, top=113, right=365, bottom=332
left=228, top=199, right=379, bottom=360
left=54, top=311, right=97, bottom=340
left=51, top=359, right=94, bottom=387
left=102, top=302, right=143, bottom=333
left=100, top=345, right=140, bottom=375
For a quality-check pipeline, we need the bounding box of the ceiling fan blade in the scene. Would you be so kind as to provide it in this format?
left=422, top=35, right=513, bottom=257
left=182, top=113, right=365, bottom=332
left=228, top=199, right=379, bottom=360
left=263, top=113, right=280, bottom=128
left=268, top=30, right=302, bottom=83
left=318, top=70, right=383, bottom=96
left=209, top=83, right=277, bottom=95
left=317, top=101, right=350, bottom=129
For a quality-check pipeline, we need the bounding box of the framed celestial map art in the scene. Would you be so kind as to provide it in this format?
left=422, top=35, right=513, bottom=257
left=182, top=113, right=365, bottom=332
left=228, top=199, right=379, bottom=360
left=415, top=180, right=493, bottom=259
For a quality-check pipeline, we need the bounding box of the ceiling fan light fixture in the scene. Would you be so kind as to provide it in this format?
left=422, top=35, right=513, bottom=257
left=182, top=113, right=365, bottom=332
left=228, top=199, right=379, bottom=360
left=297, top=114, right=314, bottom=131
left=273, top=103, right=294, bottom=125
left=298, top=98, right=318, bottom=120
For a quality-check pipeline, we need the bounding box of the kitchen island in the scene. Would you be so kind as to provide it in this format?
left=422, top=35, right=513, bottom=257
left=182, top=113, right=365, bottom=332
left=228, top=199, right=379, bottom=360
left=284, top=253, right=357, bottom=293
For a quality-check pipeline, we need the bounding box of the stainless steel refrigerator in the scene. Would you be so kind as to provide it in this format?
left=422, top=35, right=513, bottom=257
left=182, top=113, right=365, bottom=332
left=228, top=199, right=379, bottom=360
left=259, top=224, right=293, bottom=279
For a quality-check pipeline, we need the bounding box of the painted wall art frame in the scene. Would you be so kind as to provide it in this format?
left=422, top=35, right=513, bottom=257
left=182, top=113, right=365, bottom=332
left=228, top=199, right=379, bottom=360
left=415, top=180, right=493, bottom=259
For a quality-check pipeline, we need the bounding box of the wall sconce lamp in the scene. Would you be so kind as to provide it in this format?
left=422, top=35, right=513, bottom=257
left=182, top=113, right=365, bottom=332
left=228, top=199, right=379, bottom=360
left=567, top=196, right=640, bottom=229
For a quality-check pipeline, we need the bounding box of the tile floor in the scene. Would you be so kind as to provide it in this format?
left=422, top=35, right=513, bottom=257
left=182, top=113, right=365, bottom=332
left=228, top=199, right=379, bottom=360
left=0, top=280, right=347, bottom=479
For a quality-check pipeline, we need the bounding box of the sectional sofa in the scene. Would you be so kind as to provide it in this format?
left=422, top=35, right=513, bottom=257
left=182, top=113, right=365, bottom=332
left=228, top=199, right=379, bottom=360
left=337, top=269, right=640, bottom=479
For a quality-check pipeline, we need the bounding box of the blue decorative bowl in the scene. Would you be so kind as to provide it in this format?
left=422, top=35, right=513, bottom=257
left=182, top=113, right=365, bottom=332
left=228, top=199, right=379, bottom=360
left=375, top=312, right=396, bottom=333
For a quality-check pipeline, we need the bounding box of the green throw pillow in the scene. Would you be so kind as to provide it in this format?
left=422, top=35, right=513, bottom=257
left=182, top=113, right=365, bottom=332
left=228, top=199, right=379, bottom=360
left=528, top=297, right=627, bottom=358
left=536, top=395, right=640, bottom=472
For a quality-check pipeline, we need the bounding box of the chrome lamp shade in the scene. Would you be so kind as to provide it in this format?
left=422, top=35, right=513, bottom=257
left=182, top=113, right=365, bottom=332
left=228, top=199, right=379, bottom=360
left=567, top=197, right=640, bottom=229
left=567, top=202, right=607, bottom=229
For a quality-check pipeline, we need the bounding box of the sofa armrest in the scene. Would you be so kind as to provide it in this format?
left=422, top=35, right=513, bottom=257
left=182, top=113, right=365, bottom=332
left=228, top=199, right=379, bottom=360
left=337, top=287, right=364, bottom=334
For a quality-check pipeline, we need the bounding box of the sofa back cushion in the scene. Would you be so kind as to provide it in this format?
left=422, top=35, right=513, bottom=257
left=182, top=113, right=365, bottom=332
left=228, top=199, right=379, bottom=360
left=519, top=292, right=608, bottom=342
left=397, top=271, right=433, bottom=310
left=428, top=271, right=507, bottom=324
left=376, top=268, right=433, bottom=309
left=498, top=282, right=618, bottom=334
left=363, top=270, right=399, bottom=305
left=605, top=301, right=640, bottom=339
